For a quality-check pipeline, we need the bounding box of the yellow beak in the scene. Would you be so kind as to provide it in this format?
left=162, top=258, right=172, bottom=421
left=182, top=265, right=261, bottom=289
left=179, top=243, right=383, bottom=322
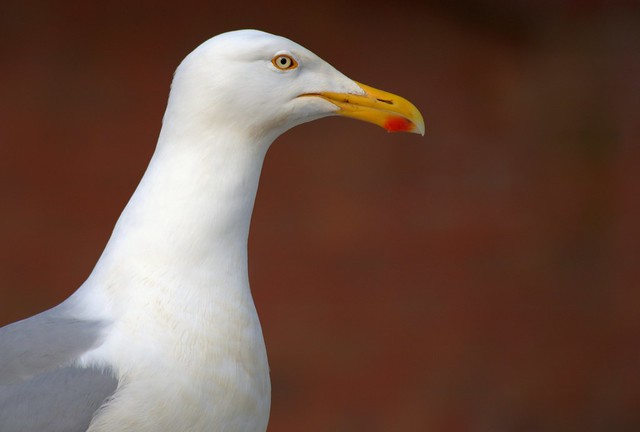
left=310, top=81, right=425, bottom=135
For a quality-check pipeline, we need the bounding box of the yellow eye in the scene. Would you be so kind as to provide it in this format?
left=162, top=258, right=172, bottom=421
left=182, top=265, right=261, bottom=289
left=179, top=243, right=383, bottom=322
left=272, top=54, right=298, bottom=70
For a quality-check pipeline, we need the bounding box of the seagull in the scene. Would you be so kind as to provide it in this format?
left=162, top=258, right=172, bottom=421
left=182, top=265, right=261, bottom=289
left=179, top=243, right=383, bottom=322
left=0, top=29, right=424, bottom=432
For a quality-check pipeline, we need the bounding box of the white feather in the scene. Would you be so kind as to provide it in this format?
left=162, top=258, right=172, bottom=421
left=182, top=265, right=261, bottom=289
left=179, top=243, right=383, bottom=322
left=1, top=29, right=374, bottom=432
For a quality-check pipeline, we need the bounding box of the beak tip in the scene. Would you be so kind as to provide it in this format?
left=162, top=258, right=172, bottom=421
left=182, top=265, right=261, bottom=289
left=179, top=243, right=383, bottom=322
left=384, top=116, right=424, bottom=135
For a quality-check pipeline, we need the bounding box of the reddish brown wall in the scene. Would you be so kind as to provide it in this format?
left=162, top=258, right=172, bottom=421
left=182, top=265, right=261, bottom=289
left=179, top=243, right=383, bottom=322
left=1, top=1, right=638, bottom=430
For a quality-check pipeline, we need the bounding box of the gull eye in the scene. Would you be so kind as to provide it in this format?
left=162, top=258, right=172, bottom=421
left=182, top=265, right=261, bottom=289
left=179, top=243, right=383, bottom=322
left=272, top=54, right=298, bottom=70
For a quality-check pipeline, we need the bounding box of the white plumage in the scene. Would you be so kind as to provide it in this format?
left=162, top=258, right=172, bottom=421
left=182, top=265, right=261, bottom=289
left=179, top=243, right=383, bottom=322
left=0, top=29, right=423, bottom=431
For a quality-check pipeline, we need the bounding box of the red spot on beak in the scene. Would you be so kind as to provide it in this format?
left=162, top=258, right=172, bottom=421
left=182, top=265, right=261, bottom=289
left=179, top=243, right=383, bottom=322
left=383, top=116, right=413, bottom=133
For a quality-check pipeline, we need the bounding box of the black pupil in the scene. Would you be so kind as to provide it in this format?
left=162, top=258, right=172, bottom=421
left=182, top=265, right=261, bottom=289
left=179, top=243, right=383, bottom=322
left=280, top=57, right=288, bottom=65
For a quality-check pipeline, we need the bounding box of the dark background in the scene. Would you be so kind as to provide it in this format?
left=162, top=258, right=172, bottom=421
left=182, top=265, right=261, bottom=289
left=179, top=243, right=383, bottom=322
left=1, top=1, right=638, bottom=431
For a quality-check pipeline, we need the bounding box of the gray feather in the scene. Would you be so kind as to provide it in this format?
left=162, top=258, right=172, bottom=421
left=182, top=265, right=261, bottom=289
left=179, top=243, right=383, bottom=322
left=0, top=366, right=118, bottom=432
left=0, top=302, right=109, bottom=384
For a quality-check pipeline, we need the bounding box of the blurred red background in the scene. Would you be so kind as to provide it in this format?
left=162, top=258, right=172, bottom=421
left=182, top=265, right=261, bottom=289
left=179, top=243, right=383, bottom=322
left=1, top=1, right=639, bottom=431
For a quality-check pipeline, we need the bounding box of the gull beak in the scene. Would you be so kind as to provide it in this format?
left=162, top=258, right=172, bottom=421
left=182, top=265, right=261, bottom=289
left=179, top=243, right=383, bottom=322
left=310, top=81, right=425, bottom=136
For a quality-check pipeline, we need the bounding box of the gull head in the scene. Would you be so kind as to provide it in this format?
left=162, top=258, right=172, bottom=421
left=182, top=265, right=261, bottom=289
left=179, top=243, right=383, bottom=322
left=164, top=29, right=424, bottom=142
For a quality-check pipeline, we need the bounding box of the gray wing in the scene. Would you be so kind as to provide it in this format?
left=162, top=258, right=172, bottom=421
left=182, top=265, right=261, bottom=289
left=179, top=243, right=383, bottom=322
left=0, top=302, right=118, bottom=431
left=0, top=302, right=110, bottom=384
left=0, top=366, right=118, bottom=432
